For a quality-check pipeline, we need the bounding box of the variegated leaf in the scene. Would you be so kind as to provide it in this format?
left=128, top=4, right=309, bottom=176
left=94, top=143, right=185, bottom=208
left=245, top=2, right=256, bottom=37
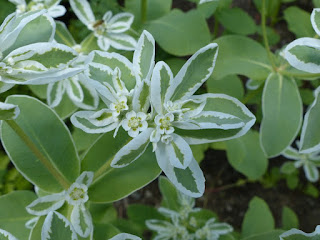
left=0, top=102, right=20, bottom=120
left=0, top=229, right=19, bottom=240
left=280, top=226, right=320, bottom=240
left=311, top=8, right=320, bottom=36
left=66, top=77, right=84, bottom=103
left=107, top=12, right=134, bottom=34
left=132, top=80, right=150, bottom=113
left=54, top=21, right=76, bottom=47
left=75, top=171, right=93, bottom=186
left=86, top=62, right=114, bottom=86
left=47, top=81, right=65, bottom=108
left=165, top=43, right=219, bottom=102
left=107, top=33, right=137, bottom=51
left=26, top=192, right=65, bottom=216
left=73, top=75, right=99, bottom=110
left=303, top=162, right=319, bottom=182
left=282, top=146, right=301, bottom=161
left=300, top=87, right=320, bottom=154
left=69, top=0, right=95, bottom=28
left=109, top=233, right=141, bottom=240
left=70, top=204, right=93, bottom=238
left=42, top=211, right=78, bottom=240
left=205, top=218, right=233, bottom=235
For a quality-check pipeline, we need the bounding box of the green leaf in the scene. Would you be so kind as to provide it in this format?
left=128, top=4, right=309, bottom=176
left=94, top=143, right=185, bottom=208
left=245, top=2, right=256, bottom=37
left=260, top=73, right=302, bottom=157
left=280, top=227, right=320, bottom=240
left=216, top=8, right=256, bottom=35
left=89, top=203, right=117, bottom=225
left=125, top=0, right=172, bottom=29
left=0, top=191, right=36, bottom=240
left=28, top=84, right=47, bottom=99
left=241, top=197, right=275, bottom=238
left=158, top=176, right=180, bottom=211
left=284, top=7, right=314, bottom=38
left=241, top=230, right=284, bottom=240
left=314, top=0, right=320, bottom=7
left=146, top=9, right=211, bottom=56
left=1, top=95, right=80, bottom=193
left=281, top=162, right=297, bottom=175
left=54, top=21, right=76, bottom=47
left=93, top=223, right=120, bottom=239
left=127, top=204, right=164, bottom=228
left=282, top=206, right=299, bottom=230
left=213, top=35, right=272, bottom=81
left=0, top=102, right=19, bottom=120
left=53, top=93, right=78, bottom=120
left=226, top=130, right=268, bottom=180
left=190, top=143, right=209, bottom=163
left=81, top=129, right=161, bottom=203
left=72, top=127, right=101, bottom=154
left=207, top=75, right=244, bottom=100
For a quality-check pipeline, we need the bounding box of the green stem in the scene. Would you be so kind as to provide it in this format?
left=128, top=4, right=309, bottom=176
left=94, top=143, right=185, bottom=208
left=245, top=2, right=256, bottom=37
left=5, top=120, right=71, bottom=189
left=141, top=0, right=148, bottom=24
left=261, top=0, right=277, bottom=71
left=279, top=70, right=320, bottom=79
left=93, top=158, right=113, bottom=182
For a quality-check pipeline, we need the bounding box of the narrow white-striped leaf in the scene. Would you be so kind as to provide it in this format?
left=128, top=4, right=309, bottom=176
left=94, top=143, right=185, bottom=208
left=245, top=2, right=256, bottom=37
left=66, top=77, right=84, bottom=103
left=107, top=33, right=137, bottom=51
left=132, top=80, right=150, bottom=113
left=206, top=221, right=233, bottom=235
left=47, top=81, right=65, bottom=108
left=112, top=67, right=127, bottom=93
left=71, top=110, right=118, bottom=134
left=73, top=75, right=99, bottom=110
left=75, top=171, right=93, bottom=186
left=42, top=211, right=78, bottom=240
left=300, top=87, right=320, bottom=154
left=304, top=162, right=319, bottom=182
left=70, top=204, right=93, bottom=238
left=133, top=30, right=155, bottom=82
left=0, top=102, right=20, bottom=120
left=145, top=219, right=173, bottom=232
left=69, top=0, right=95, bottom=28
left=151, top=61, right=174, bottom=115
left=109, top=233, right=141, bottom=240
left=311, top=8, right=320, bottom=36
left=0, top=229, right=19, bottom=240
left=26, top=192, right=65, bottom=216
left=166, top=133, right=193, bottom=169
left=165, top=43, right=219, bottom=102
left=282, top=146, right=301, bottom=161
left=108, top=12, right=134, bottom=34
left=111, top=128, right=152, bottom=168
left=156, top=146, right=205, bottom=198
left=284, top=37, right=320, bottom=73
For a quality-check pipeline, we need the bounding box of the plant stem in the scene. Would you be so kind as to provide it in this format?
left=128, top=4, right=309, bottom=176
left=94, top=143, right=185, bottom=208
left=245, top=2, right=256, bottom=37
left=261, top=0, right=277, bottom=71
left=141, top=0, right=148, bottom=24
left=5, top=120, right=71, bottom=189
left=93, top=158, right=113, bottom=182
left=279, top=70, right=320, bottom=79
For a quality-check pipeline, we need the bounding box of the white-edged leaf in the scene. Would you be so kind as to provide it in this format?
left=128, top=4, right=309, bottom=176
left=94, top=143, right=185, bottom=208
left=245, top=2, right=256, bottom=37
left=69, top=0, right=95, bottom=28
left=66, top=77, right=84, bottom=103
left=280, top=226, right=320, bottom=240
left=73, top=75, right=99, bottom=110
left=106, top=33, right=137, bottom=51
left=282, top=146, right=301, bottom=160
left=109, top=233, right=141, bottom=240
left=26, top=192, right=65, bottom=216
left=284, top=37, right=320, bottom=73
left=156, top=147, right=205, bottom=198
left=133, top=30, right=155, bottom=82
left=150, top=61, right=174, bottom=114
left=0, top=229, right=19, bottom=240
left=311, top=8, right=320, bottom=36
left=108, top=12, right=134, bottom=33
left=42, top=211, right=78, bottom=240
left=304, top=162, right=319, bottom=182
left=54, top=21, right=76, bottom=47
left=48, top=5, right=67, bottom=18
left=70, top=204, right=93, bottom=238
left=165, top=43, right=218, bottom=102
left=132, top=80, right=150, bottom=113
left=47, top=81, right=64, bottom=108
left=75, top=171, right=93, bottom=186
left=0, top=102, right=20, bottom=120
left=111, top=128, right=152, bottom=168
left=300, top=87, right=320, bottom=154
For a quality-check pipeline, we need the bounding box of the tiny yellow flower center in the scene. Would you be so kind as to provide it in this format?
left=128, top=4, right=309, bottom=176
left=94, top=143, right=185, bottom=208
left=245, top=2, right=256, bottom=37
left=128, top=117, right=142, bottom=130
left=69, top=187, right=86, bottom=201
left=115, top=100, right=127, bottom=113
left=159, top=117, right=172, bottom=130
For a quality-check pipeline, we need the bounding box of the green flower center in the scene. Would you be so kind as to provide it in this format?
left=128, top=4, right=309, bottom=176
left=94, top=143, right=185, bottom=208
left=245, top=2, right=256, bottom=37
left=70, top=187, right=86, bottom=201
left=128, top=117, right=142, bottom=130
left=159, top=117, right=171, bottom=130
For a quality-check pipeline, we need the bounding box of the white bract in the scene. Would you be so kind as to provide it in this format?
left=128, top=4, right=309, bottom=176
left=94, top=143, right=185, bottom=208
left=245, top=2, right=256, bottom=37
left=194, top=218, right=233, bottom=240
left=26, top=172, right=94, bottom=238
left=69, top=0, right=136, bottom=51
left=8, top=0, right=66, bottom=17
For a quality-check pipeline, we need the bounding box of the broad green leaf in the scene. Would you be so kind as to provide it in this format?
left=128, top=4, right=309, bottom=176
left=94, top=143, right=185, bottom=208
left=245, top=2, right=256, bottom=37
left=0, top=191, right=36, bottom=240
left=241, top=197, right=275, bottom=238
left=190, top=143, right=209, bottom=163
left=280, top=227, right=320, bottom=240
left=146, top=9, right=211, bottom=56
left=127, top=204, right=164, bottom=228
left=28, top=84, right=47, bottom=99
left=158, top=176, right=180, bottom=211
left=226, top=130, right=268, bottom=180
left=1, top=95, right=80, bottom=193
left=125, top=0, right=172, bottom=28
left=314, top=0, right=320, bottom=7
left=207, top=75, right=244, bottom=100
left=81, top=129, right=161, bottom=203
left=282, top=206, right=299, bottom=230
left=300, top=87, right=320, bottom=153
left=94, top=223, right=120, bottom=240
left=241, top=230, right=284, bottom=240
left=216, top=8, right=256, bottom=35
left=213, top=35, right=272, bottom=81
left=89, top=203, right=117, bottom=224
left=284, top=7, right=314, bottom=38
left=260, top=73, right=302, bottom=157
left=72, top=127, right=101, bottom=154
left=54, top=93, right=78, bottom=120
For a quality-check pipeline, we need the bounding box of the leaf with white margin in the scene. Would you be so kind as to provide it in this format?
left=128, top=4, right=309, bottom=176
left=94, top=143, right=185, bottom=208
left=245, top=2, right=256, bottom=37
left=165, top=133, right=193, bottom=169
left=47, top=81, right=64, bottom=108
left=0, top=102, right=20, bottom=120
left=109, top=233, right=141, bottom=240
left=42, top=211, right=78, bottom=240
left=0, top=229, right=19, bottom=240
left=150, top=61, right=174, bottom=115
left=48, top=4, right=67, bottom=19
left=156, top=145, right=205, bottom=197
left=111, top=128, right=152, bottom=168
left=88, top=51, right=138, bottom=90
left=205, top=218, right=233, bottom=235
left=71, top=110, right=118, bottom=134
left=69, top=0, right=95, bottom=28
left=65, top=78, right=84, bottom=103
left=132, top=80, right=150, bottom=113
left=300, top=87, right=320, bottom=154
left=260, top=73, right=302, bottom=157
left=280, top=225, right=320, bottom=240
left=107, top=12, right=134, bottom=33
left=284, top=37, right=320, bottom=73
left=133, top=30, right=155, bottom=82
left=282, top=146, right=301, bottom=160
left=74, top=76, right=99, bottom=110
left=76, top=171, right=93, bottom=186
left=311, top=8, right=320, bottom=36
left=71, top=204, right=93, bottom=238
left=86, top=62, right=114, bottom=87
left=165, top=43, right=218, bottom=102
left=304, top=162, right=319, bottom=182
left=105, top=33, right=137, bottom=52
left=26, top=192, right=65, bottom=216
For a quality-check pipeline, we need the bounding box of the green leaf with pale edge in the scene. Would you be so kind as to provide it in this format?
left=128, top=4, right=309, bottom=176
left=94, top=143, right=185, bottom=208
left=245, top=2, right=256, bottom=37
left=226, top=130, right=268, bottom=180
left=54, top=21, right=76, bottom=47
left=54, top=91, right=78, bottom=120
left=300, top=87, right=320, bottom=153
left=146, top=9, right=211, bottom=56
left=207, top=75, right=244, bottom=100
left=260, top=73, right=302, bottom=157
left=280, top=227, right=320, bottom=240
left=213, top=35, right=272, bottom=81
left=241, top=230, right=284, bottom=240
left=1, top=95, right=80, bottom=193
left=0, top=191, right=36, bottom=240
left=284, top=7, right=314, bottom=38
left=0, top=102, right=19, bottom=120
left=28, top=216, right=46, bottom=240
left=282, top=206, right=299, bottom=230
left=81, top=129, right=161, bottom=203
left=127, top=204, right=164, bottom=228
left=242, top=197, right=275, bottom=238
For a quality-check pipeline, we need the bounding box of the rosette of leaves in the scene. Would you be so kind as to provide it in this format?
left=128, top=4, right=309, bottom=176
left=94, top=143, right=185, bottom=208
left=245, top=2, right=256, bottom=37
left=71, top=30, right=256, bottom=197
left=8, top=0, right=66, bottom=18
left=69, top=0, right=137, bottom=51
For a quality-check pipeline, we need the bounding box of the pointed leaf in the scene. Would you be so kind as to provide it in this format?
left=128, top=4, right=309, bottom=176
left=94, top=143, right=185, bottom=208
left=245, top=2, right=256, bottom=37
left=0, top=229, right=18, bottom=240
left=0, top=102, right=20, bottom=120
left=132, top=80, right=150, bottom=113
left=69, top=0, right=95, bottom=27
left=108, top=12, right=134, bottom=33
left=280, top=226, right=320, bottom=240
left=71, top=204, right=93, bottom=238
left=54, top=21, right=76, bottom=47
left=26, top=192, right=65, bottom=216
left=66, top=77, right=84, bottom=103
left=304, top=162, right=319, bottom=182
left=107, top=33, right=137, bottom=51
left=47, top=81, right=64, bottom=108
left=311, top=8, right=320, bottom=36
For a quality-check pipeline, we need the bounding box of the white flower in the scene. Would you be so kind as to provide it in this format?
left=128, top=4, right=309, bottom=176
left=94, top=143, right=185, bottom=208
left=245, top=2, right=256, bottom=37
left=26, top=172, right=94, bottom=238
left=122, top=111, right=148, bottom=137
